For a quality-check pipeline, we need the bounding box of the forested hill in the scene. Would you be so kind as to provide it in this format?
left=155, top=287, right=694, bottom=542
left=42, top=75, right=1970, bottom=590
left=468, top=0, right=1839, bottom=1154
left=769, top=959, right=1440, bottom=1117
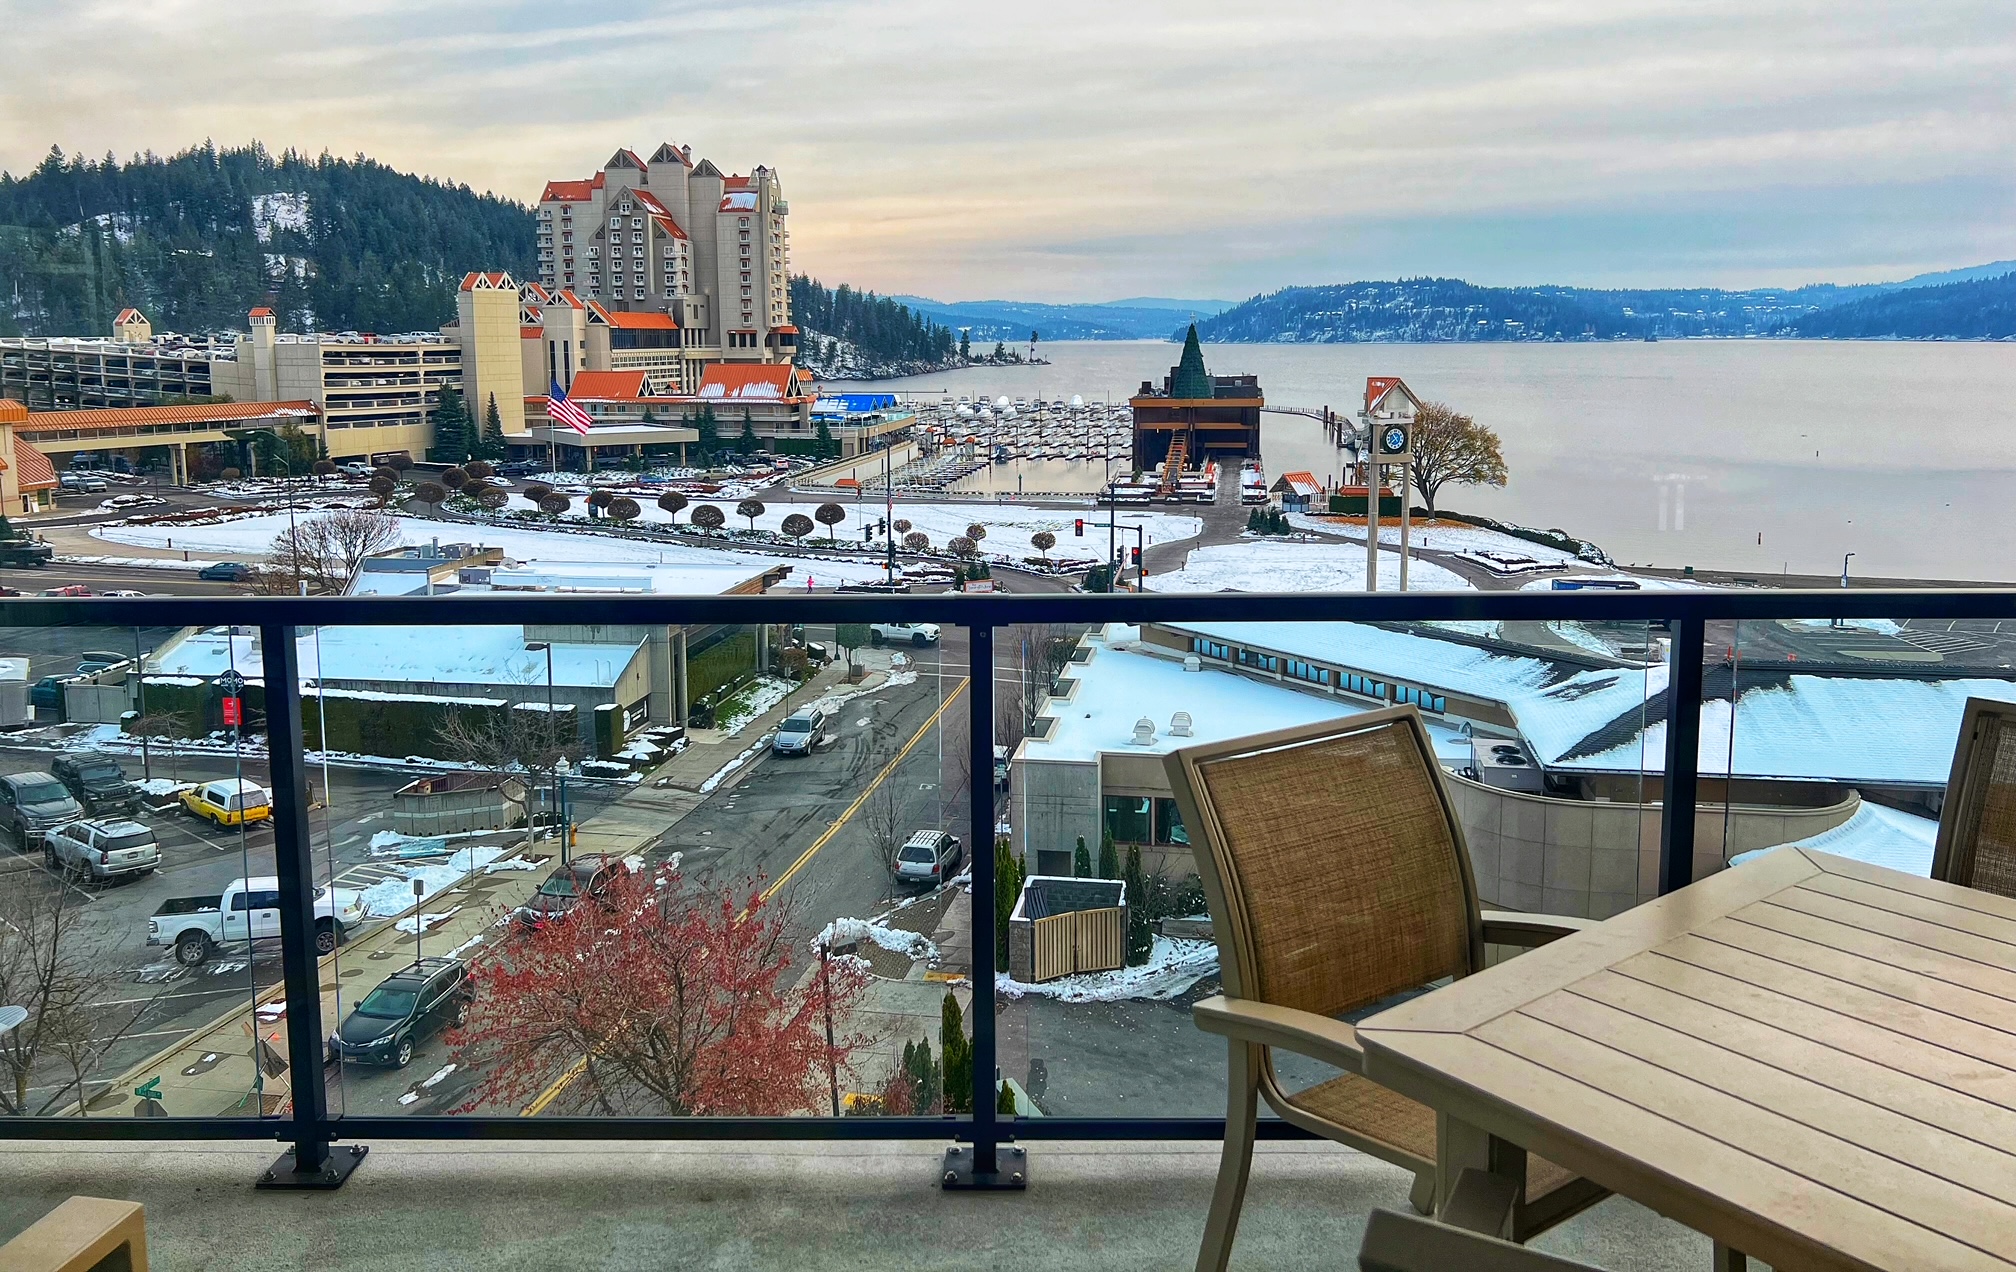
left=1772, top=273, right=2016, bottom=339
left=1192, top=271, right=2016, bottom=343
left=0, top=142, right=535, bottom=337
left=789, top=275, right=959, bottom=376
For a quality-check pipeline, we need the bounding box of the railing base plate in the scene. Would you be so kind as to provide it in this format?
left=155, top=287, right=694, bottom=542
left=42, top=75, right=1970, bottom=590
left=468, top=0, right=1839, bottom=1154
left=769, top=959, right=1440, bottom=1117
left=257, top=1143, right=367, bottom=1191
left=941, top=1143, right=1028, bottom=1191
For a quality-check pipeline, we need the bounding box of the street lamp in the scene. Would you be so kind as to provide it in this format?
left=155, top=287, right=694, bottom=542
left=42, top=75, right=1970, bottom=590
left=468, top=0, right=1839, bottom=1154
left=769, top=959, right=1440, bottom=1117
left=1840, top=552, right=1856, bottom=588
left=524, top=641, right=568, bottom=863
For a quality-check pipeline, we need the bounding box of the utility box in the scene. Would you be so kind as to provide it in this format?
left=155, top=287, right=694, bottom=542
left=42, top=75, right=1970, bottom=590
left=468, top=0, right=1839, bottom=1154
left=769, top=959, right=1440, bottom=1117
left=1007, top=876, right=1128, bottom=983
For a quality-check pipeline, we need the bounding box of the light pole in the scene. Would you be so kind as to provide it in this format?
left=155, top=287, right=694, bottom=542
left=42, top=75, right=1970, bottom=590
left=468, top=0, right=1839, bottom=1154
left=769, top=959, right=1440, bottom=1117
left=1835, top=552, right=1857, bottom=627
left=525, top=641, right=567, bottom=863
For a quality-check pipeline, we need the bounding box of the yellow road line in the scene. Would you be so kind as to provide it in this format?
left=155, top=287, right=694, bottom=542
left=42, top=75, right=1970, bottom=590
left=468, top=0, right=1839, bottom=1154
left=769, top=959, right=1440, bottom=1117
left=522, top=677, right=970, bottom=1117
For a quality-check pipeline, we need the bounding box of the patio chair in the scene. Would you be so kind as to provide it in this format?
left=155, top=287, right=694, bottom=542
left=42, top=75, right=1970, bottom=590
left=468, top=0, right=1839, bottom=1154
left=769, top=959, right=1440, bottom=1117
left=1165, top=707, right=1607, bottom=1272
left=1359, top=1204, right=1604, bottom=1271
left=1931, top=696, right=2016, bottom=898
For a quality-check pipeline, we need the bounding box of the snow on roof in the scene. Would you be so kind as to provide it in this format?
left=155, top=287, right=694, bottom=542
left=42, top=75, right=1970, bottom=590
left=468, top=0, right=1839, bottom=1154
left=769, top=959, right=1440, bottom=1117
left=1271, top=471, right=1322, bottom=497
left=697, top=364, right=799, bottom=401
left=1146, top=543, right=1475, bottom=594
left=1732, top=804, right=1940, bottom=877
left=1020, top=626, right=1471, bottom=767
left=719, top=191, right=759, bottom=212
left=151, top=626, right=641, bottom=690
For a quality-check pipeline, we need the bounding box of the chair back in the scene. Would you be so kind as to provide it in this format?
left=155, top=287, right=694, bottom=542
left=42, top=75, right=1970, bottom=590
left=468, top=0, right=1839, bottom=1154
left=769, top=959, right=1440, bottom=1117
left=1932, top=697, right=2016, bottom=898
left=1165, top=707, right=1483, bottom=1019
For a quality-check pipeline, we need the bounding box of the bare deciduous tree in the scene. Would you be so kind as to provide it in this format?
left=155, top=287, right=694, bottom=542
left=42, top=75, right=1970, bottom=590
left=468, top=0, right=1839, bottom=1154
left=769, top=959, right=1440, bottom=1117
left=1408, top=401, right=1508, bottom=518
left=263, top=507, right=402, bottom=595
left=0, top=882, right=152, bottom=1116
left=433, top=687, right=584, bottom=839
left=862, top=778, right=908, bottom=902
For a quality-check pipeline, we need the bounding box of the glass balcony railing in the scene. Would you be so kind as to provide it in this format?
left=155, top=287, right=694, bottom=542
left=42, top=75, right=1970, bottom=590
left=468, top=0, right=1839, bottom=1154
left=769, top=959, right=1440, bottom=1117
left=0, top=587, right=2007, bottom=1191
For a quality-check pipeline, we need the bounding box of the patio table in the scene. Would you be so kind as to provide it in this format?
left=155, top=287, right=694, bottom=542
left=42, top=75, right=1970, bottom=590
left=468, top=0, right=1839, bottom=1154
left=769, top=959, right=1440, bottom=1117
left=1359, top=846, right=2016, bottom=1272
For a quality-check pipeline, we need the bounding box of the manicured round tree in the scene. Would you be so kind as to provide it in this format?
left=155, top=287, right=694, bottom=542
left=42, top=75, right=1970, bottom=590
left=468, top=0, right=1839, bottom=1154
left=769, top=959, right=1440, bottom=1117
left=388, top=454, right=414, bottom=474
left=657, top=491, right=688, bottom=523
left=219, top=467, right=243, bottom=481
left=587, top=489, right=615, bottom=510
left=464, top=460, right=494, bottom=480
left=893, top=518, right=912, bottom=533
left=736, top=498, right=766, bottom=531
left=312, top=459, right=338, bottom=478
left=965, top=523, right=987, bottom=542
left=373, top=465, right=401, bottom=486
left=814, top=502, right=846, bottom=544
left=781, top=513, right=815, bottom=541
left=903, top=531, right=930, bottom=553
left=1031, top=530, right=1056, bottom=561
left=691, top=504, right=726, bottom=532
left=608, top=496, right=641, bottom=523
left=415, top=481, right=448, bottom=508
left=368, top=475, right=396, bottom=500
left=538, top=493, right=571, bottom=516
left=442, top=467, right=468, bottom=490
left=477, top=486, right=511, bottom=511
left=523, top=482, right=553, bottom=503
left=949, top=536, right=977, bottom=558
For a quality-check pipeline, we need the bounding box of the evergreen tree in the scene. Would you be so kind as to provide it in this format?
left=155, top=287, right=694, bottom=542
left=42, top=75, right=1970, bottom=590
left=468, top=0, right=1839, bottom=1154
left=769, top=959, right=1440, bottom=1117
left=429, top=385, right=471, bottom=463
left=940, top=991, right=973, bottom=1113
left=815, top=417, right=837, bottom=459
left=1097, top=829, right=1118, bottom=880
left=1074, top=835, right=1091, bottom=877
left=481, top=392, right=504, bottom=459
left=998, top=1081, right=1018, bottom=1115
left=1123, top=843, right=1153, bottom=967
left=693, top=405, right=721, bottom=458
left=0, top=514, right=15, bottom=540
left=737, top=409, right=759, bottom=455
left=993, top=836, right=1023, bottom=965
left=958, top=329, right=971, bottom=361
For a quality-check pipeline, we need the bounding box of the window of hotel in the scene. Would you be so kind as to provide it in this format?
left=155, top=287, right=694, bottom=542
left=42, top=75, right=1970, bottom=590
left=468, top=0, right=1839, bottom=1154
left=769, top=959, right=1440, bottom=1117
left=1153, top=798, right=1189, bottom=846
left=1236, top=649, right=1276, bottom=673
left=1340, top=673, right=1385, bottom=698
left=631, top=218, right=644, bottom=229
left=1188, top=639, right=1231, bottom=661
left=1392, top=685, right=1447, bottom=713
left=611, top=217, right=622, bottom=228
left=1103, top=796, right=1152, bottom=845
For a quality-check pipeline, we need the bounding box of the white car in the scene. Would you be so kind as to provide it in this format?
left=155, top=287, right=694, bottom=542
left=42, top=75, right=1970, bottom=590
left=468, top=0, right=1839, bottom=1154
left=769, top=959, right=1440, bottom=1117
left=893, top=831, right=963, bottom=886
left=870, top=622, right=940, bottom=647
left=45, top=818, right=159, bottom=882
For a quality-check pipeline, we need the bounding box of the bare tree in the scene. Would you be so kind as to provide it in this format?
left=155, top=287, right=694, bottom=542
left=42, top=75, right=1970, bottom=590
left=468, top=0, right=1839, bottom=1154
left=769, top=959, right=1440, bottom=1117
left=1407, top=401, right=1508, bottom=518
left=736, top=498, right=766, bottom=531
left=126, top=709, right=191, bottom=783
left=814, top=502, right=846, bottom=544
left=691, top=504, right=726, bottom=532
left=781, top=513, right=814, bottom=541
left=434, top=696, right=583, bottom=841
left=862, top=778, right=908, bottom=902
left=264, top=507, right=402, bottom=594
left=902, top=530, right=930, bottom=553
left=656, top=491, right=688, bottom=523
left=0, top=882, right=152, bottom=1116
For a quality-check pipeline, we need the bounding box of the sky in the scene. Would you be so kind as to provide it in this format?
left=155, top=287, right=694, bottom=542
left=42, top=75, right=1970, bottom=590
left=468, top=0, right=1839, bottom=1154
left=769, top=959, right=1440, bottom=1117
left=1, top=0, right=2011, bottom=302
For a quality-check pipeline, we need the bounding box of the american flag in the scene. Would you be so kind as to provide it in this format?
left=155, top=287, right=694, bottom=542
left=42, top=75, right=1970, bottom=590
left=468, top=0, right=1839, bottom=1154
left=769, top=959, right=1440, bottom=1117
left=547, top=380, right=593, bottom=436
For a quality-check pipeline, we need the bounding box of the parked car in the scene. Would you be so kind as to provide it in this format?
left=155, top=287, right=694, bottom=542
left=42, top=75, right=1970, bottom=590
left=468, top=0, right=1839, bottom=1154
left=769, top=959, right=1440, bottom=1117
left=771, top=706, right=830, bottom=757
left=39, top=585, right=92, bottom=597
left=870, top=622, right=941, bottom=647
left=58, top=473, right=108, bottom=494
left=30, top=674, right=81, bottom=711
left=75, top=649, right=128, bottom=674
left=148, top=875, right=365, bottom=965
left=496, top=461, right=540, bottom=477
left=513, top=853, right=629, bottom=929
left=179, top=778, right=272, bottom=827
left=99, top=589, right=147, bottom=598
left=196, top=562, right=255, bottom=582
left=51, top=754, right=141, bottom=816
left=44, top=817, right=159, bottom=883
left=0, top=771, right=85, bottom=850
left=326, top=958, right=474, bottom=1069
left=893, top=830, right=963, bottom=886
left=0, top=537, right=52, bottom=569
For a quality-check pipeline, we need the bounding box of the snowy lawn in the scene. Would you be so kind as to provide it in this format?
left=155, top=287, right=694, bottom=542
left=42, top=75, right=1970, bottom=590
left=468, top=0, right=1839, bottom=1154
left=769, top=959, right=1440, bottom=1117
left=1288, top=513, right=1587, bottom=564
left=713, top=676, right=795, bottom=737
left=1147, top=541, right=1475, bottom=593
left=996, top=937, right=1218, bottom=1003
left=357, top=845, right=524, bottom=918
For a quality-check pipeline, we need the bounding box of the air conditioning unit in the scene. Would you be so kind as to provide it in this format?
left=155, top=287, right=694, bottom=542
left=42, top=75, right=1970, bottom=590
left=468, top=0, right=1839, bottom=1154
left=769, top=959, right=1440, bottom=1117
left=1471, top=738, right=1545, bottom=793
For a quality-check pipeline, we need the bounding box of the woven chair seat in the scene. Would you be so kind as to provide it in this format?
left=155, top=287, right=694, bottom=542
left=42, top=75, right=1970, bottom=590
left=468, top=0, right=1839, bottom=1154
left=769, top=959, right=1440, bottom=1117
left=1278, top=1073, right=1579, bottom=1204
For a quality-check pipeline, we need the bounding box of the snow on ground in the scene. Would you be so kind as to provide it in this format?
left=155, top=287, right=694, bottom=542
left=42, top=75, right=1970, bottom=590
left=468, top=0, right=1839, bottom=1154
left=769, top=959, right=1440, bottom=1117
left=92, top=511, right=892, bottom=589
left=137, top=779, right=196, bottom=797
left=996, top=937, right=1219, bottom=1003
left=1288, top=514, right=1585, bottom=565
left=715, top=676, right=794, bottom=737
left=395, top=907, right=461, bottom=935
left=505, top=494, right=1201, bottom=562
left=698, top=737, right=768, bottom=794
left=250, top=192, right=310, bottom=243
left=1147, top=541, right=1475, bottom=593
left=357, top=846, right=515, bottom=917
left=57, top=556, right=224, bottom=571
left=813, top=917, right=940, bottom=964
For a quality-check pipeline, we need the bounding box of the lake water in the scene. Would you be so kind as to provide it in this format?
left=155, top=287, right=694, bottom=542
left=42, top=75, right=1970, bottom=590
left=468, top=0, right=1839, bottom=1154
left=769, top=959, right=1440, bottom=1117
left=864, top=340, right=2016, bottom=582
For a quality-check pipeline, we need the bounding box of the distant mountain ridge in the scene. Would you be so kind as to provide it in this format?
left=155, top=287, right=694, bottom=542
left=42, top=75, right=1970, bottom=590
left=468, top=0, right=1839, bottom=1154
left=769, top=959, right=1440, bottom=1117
left=1189, top=267, right=2016, bottom=343
left=891, top=295, right=1236, bottom=341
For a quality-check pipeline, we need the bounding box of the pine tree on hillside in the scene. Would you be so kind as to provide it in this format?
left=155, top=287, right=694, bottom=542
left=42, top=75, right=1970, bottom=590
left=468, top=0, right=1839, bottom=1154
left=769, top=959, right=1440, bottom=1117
left=959, top=329, right=971, bottom=361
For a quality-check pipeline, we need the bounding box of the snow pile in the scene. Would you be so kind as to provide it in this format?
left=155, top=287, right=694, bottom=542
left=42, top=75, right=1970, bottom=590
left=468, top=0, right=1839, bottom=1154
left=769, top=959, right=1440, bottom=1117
left=996, top=937, right=1218, bottom=1003
left=1288, top=513, right=1586, bottom=565
left=812, top=917, right=939, bottom=964
left=137, top=779, right=196, bottom=797
left=357, top=846, right=514, bottom=917
left=1734, top=801, right=1940, bottom=877
left=1147, top=541, right=1475, bottom=594
left=716, top=677, right=794, bottom=737
left=698, top=737, right=768, bottom=794
left=56, top=555, right=223, bottom=571
left=395, top=907, right=461, bottom=935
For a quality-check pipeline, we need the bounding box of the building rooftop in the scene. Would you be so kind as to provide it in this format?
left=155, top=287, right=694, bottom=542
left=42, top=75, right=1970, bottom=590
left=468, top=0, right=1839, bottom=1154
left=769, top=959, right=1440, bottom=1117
left=150, top=625, right=642, bottom=691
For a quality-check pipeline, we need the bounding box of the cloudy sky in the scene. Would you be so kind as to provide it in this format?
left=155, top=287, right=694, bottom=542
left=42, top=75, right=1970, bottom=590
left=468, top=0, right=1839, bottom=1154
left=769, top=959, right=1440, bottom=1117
left=2, top=0, right=2010, bottom=301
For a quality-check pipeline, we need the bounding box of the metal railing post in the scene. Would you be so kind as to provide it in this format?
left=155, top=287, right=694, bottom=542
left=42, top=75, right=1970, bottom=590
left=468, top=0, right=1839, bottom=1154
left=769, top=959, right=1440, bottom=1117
left=256, top=623, right=366, bottom=1189
left=943, top=622, right=1025, bottom=1188
left=1657, top=615, right=1707, bottom=896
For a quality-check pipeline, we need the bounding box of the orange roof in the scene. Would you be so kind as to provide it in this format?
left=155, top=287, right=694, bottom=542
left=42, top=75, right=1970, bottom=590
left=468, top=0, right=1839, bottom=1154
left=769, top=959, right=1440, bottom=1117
left=114, top=307, right=142, bottom=323
left=604, top=310, right=679, bottom=330
left=0, top=400, right=26, bottom=425
left=19, top=400, right=320, bottom=431
left=13, top=440, right=57, bottom=491
left=1274, top=471, right=1322, bottom=496
left=248, top=306, right=275, bottom=319
left=521, top=326, right=545, bottom=339
left=564, top=371, right=651, bottom=401
left=1365, top=376, right=1416, bottom=413
left=696, top=363, right=808, bottom=403
left=773, top=324, right=799, bottom=334
left=459, top=271, right=513, bottom=291
left=522, top=282, right=552, bottom=303
left=723, top=175, right=753, bottom=191
left=541, top=173, right=605, bottom=202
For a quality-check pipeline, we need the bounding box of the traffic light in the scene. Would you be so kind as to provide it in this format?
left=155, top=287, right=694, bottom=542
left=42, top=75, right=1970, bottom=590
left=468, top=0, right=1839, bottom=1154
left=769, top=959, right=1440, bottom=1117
left=1074, top=518, right=1084, bottom=537
left=1130, top=547, right=1142, bottom=565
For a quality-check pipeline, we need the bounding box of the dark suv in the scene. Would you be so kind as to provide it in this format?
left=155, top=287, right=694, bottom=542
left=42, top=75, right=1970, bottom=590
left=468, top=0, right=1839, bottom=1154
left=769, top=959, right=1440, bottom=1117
left=51, top=754, right=141, bottom=816
left=326, top=958, right=474, bottom=1069
left=0, top=771, right=85, bottom=850
left=513, top=854, right=629, bottom=929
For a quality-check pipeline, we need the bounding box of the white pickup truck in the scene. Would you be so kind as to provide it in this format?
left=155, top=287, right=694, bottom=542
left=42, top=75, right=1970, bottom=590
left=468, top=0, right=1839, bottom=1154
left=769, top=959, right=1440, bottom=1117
left=147, top=875, right=366, bottom=966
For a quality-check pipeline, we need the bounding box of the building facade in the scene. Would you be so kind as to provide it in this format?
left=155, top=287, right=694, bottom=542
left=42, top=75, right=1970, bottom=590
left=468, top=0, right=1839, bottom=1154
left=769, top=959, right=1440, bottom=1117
left=1129, top=326, right=1262, bottom=472
left=536, top=145, right=796, bottom=375
left=0, top=330, right=225, bottom=411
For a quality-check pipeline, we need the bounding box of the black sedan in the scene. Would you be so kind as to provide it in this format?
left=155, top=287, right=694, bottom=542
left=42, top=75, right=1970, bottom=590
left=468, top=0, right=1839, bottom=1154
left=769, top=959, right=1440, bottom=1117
left=326, top=958, right=473, bottom=1069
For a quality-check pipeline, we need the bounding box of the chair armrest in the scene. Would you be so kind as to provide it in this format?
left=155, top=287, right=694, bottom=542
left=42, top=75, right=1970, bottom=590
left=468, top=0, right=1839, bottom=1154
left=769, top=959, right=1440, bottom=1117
left=1193, top=995, right=1365, bottom=1072
left=1480, top=911, right=1598, bottom=948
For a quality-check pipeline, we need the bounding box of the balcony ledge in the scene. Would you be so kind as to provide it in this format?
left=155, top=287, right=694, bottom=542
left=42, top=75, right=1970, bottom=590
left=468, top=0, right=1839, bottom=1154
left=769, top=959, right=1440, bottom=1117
left=1, top=1139, right=1708, bottom=1270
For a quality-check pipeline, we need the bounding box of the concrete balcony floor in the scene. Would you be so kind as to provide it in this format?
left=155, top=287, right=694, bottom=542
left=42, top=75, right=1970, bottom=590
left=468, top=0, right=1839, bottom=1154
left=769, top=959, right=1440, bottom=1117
left=1, top=1139, right=1719, bottom=1270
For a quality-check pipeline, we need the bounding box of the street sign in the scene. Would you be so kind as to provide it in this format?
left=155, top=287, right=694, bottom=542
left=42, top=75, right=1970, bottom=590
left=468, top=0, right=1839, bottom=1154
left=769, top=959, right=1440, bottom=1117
left=221, top=696, right=242, bottom=727
left=217, top=668, right=246, bottom=696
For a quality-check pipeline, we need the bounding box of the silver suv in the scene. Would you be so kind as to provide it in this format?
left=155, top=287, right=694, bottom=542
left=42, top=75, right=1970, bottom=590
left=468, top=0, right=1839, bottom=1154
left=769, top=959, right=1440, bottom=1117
left=46, top=818, right=160, bottom=883
left=772, top=706, right=829, bottom=756
left=893, top=830, right=963, bottom=886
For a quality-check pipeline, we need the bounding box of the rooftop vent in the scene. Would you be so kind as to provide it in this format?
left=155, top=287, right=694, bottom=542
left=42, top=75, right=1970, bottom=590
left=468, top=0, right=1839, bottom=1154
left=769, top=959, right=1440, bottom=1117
left=1183, top=654, right=1202, bottom=672
left=1129, top=717, right=1158, bottom=746
left=1169, top=711, right=1194, bottom=737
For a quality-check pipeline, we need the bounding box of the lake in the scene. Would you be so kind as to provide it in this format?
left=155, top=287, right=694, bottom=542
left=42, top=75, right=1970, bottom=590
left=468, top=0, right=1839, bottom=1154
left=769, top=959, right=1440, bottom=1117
left=863, top=340, right=2016, bottom=582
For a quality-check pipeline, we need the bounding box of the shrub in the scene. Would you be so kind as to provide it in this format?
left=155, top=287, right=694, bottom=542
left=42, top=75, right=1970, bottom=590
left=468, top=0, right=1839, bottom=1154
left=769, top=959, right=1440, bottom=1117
left=464, top=460, right=494, bottom=480
left=657, top=491, right=688, bottom=520
left=608, top=497, right=641, bottom=522
left=311, top=459, right=337, bottom=477
left=442, top=467, right=468, bottom=490
left=781, top=513, right=815, bottom=540
left=538, top=493, right=571, bottom=515
left=903, top=530, right=930, bottom=552
left=523, top=482, right=553, bottom=503
left=219, top=467, right=243, bottom=481
left=736, top=498, right=766, bottom=530
left=477, top=487, right=511, bottom=511
left=949, top=536, right=977, bottom=557
left=414, top=481, right=448, bottom=507
left=691, top=504, right=726, bottom=531
left=587, top=489, right=615, bottom=509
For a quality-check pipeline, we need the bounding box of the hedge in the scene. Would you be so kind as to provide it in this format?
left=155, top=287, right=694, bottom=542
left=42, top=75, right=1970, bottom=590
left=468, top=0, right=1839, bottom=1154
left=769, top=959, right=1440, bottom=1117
left=686, top=630, right=757, bottom=710
left=1328, top=493, right=1404, bottom=516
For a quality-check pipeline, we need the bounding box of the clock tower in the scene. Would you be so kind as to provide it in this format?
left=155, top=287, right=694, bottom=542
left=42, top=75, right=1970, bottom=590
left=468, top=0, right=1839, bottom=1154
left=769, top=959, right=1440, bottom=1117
left=1358, top=377, right=1422, bottom=592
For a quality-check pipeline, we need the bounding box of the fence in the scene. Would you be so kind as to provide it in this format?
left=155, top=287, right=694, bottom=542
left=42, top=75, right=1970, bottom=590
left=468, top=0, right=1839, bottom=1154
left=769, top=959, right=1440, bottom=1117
left=1028, top=909, right=1125, bottom=981
left=3, top=585, right=2014, bottom=1193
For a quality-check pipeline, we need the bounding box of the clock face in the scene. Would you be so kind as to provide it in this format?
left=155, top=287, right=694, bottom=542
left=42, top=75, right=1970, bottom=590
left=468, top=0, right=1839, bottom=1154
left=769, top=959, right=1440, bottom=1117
left=1382, top=425, right=1408, bottom=454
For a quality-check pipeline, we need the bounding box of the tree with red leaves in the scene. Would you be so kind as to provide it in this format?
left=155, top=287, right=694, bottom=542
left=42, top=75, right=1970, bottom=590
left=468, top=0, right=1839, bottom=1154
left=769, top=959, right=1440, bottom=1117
left=451, top=867, right=866, bottom=1116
